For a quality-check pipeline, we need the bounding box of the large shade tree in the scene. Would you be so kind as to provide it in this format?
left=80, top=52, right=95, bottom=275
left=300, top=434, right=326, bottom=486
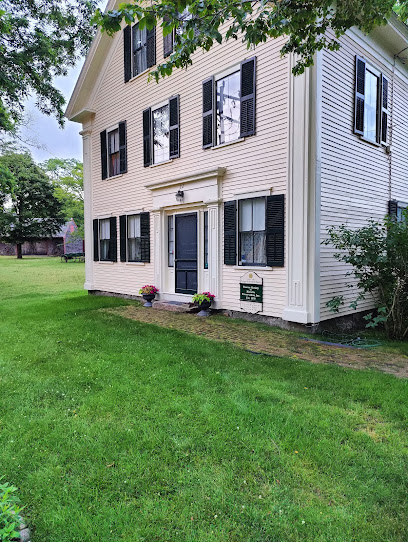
left=0, top=152, right=64, bottom=258
left=94, top=1, right=408, bottom=80
left=0, top=0, right=97, bottom=133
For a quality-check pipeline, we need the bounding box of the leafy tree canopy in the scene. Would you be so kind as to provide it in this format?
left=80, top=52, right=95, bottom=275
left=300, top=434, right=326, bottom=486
left=94, top=1, right=407, bottom=81
left=40, top=158, right=84, bottom=233
left=0, top=152, right=64, bottom=258
left=0, top=0, right=97, bottom=133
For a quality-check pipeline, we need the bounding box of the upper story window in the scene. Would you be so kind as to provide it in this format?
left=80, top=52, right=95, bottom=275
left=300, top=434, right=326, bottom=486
left=143, top=96, right=180, bottom=167
left=163, top=8, right=197, bottom=58
left=124, top=24, right=156, bottom=83
left=389, top=200, right=407, bottom=222
left=354, top=56, right=388, bottom=145
left=100, top=122, right=127, bottom=180
left=203, top=57, right=256, bottom=149
left=216, top=70, right=241, bottom=145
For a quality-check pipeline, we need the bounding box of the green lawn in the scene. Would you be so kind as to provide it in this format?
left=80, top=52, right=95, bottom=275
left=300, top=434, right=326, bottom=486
left=0, top=257, right=407, bottom=542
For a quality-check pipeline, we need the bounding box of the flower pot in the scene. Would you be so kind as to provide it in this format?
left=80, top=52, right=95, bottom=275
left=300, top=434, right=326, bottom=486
left=142, top=293, right=156, bottom=307
left=196, top=299, right=211, bottom=317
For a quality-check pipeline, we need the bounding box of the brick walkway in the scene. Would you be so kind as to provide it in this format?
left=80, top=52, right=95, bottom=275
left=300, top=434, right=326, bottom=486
left=104, top=305, right=408, bottom=378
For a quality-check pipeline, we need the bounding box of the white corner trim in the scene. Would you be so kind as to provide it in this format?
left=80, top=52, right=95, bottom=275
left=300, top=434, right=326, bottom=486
left=282, top=307, right=312, bottom=324
left=145, top=167, right=226, bottom=191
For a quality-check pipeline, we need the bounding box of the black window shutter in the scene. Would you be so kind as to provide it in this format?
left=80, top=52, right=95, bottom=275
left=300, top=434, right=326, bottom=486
left=93, top=219, right=99, bottom=261
left=266, top=194, right=285, bottom=267
left=146, top=26, right=156, bottom=68
left=388, top=200, right=398, bottom=218
left=143, top=107, right=152, bottom=167
left=381, top=75, right=389, bottom=144
left=169, top=95, right=180, bottom=159
left=119, top=121, right=127, bottom=174
left=119, top=215, right=127, bottom=262
left=163, top=16, right=174, bottom=57
left=202, top=76, right=214, bottom=148
left=140, top=212, right=150, bottom=262
left=240, top=56, right=256, bottom=137
left=354, top=56, right=366, bottom=135
left=109, top=216, right=117, bottom=262
left=224, top=201, right=237, bottom=265
left=124, top=26, right=132, bottom=83
left=100, top=130, right=107, bottom=180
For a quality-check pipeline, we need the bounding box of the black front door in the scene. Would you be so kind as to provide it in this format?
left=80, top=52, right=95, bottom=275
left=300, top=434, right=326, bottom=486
left=175, top=213, right=197, bottom=294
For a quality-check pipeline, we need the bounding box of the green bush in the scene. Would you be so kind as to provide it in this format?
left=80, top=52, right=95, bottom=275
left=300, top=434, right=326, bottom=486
left=0, top=480, right=22, bottom=542
left=324, top=210, right=408, bottom=340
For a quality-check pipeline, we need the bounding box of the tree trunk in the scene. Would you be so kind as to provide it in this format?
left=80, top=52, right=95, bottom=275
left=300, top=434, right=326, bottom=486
left=16, top=243, right=22, bottom=259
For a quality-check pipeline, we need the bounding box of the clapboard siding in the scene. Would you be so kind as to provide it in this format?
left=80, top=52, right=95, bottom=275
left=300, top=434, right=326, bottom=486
left=320, top=30, right=408, bottom=321
left=87, top=22, right=289, bottom=316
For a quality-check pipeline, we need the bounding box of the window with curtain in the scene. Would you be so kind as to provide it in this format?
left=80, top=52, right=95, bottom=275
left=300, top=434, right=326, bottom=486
left=168, top=215, right=174, bottom=267
left=216, top=71, right=241, bottom=145
left=239, top=198, right=266, bottom=266
left=127, top=214, right=141, bottom=262
left=108, top=128, right=120, bottom=177
left=132, top=24, right=147, bottom=76
left=99, top=219, right=111, bottom=261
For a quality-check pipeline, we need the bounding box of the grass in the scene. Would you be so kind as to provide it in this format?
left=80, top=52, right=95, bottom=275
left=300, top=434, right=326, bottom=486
left=0, top=256, right=407, bottom=542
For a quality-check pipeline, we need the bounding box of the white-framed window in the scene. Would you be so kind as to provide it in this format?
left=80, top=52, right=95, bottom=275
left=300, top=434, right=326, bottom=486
left=152, top=101, right=170, bottom=165
left=132, top=23, right=147, bottom=77
left=127, top=214, right=141, bottom=262
left=99, top=218, right=111, bottom=261
left=354, top=56, right=388, bottom=145
left=238, top=198, right=266, bottom=266
left=216, top=68, right=241, bottom=146
left=397, top=202, right=407, bottom=222
left=108, top=127, right=120, bottom=177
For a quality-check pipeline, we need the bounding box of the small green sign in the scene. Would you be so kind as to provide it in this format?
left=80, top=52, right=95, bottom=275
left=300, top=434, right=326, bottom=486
left=240, top=283, right=263, bottom=303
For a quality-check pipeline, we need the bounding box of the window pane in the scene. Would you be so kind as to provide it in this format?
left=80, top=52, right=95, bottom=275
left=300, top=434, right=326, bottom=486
left=168, top=215, right=174, bottom=267
left=128, top=215, right=140, bottom=239
left=240, top=231, right=253, bottom=265
left=253, top=231, right=266, bottom=265
left=252, top=198, right=265, bottom=231
left=153, top=104, right=170, bottom=164
left=364, top=70, right=378, bottom=142
left=239, top=199, right=252, bottom=232
left=128, top=238, right=141, bottom=262
left=133, top=25, right=147, bottom=75
left=100, top=219, right=110, bottom=240
left=216, top=71, right=240, bottom=145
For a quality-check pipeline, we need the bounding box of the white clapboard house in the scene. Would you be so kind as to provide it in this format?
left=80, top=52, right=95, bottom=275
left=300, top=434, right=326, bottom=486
left=66, top=2, right=408, bottom=327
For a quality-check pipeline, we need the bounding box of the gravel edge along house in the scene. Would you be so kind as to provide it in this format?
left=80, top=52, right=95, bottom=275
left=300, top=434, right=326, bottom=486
left=66, top=1, right=408, bottom=329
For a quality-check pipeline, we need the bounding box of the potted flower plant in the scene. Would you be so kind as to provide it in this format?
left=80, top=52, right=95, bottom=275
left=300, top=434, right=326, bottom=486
left=139, top=285, right=159, bottom=307
left=192, top=292, right=215, bottom=317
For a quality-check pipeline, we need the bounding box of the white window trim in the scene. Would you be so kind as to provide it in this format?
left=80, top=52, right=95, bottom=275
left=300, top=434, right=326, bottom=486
left=214, top=63, right=240, bottom=81
left=151, top=99, right=171, bottom=166
left=124, top=212, right=143, bottom=263
left=237, top=196, right=267, bottom=268
left=358, top=60, right=382, bottom=146
left=211, top=137, right=245, bottom=151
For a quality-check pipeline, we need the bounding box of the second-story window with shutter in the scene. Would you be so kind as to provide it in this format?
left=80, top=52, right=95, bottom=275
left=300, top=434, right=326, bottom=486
left=203, top=57, right=256, bottom=149
left=124, top=23, right=156, bottom=81
left=100, top=122, right=127, bottom=179
left=143, top=95, right=180, bottom=166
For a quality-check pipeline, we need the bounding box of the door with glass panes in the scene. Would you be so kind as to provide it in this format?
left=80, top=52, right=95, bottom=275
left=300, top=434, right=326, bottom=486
left=175, top=213, right=198, bottom=294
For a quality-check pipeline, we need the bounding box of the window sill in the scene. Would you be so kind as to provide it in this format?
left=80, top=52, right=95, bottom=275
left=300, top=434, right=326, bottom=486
left=125, top=262, right=145, bottom=266
left=104, top=174, right=124, bottom=181
left=358, top=135, right=381, bottom=148
left=129, top=68, right=150, bottom=83
left=149, top=159, right=173, bottom=168
left=233, top=265, right=270, bottom=271
left=211, top=138, right=245, bottom=150
left=97, top=261, right=115, bottom=264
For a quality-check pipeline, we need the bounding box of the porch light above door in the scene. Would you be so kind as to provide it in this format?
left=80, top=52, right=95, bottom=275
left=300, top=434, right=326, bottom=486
left=175, top=190, right=184, bottom=203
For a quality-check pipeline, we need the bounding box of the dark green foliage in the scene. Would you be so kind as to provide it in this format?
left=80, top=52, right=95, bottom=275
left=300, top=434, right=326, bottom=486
left=0, top=0, right=97, bottom=132
left=94, top=1, right=404, bottom=82
left=0, top=480, right=22, bottom=542
left=0, top=152, right=64, bottom=257
left=324, top=212, right=408, bottom=339
left=40, top=158, right=84, bottom=235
